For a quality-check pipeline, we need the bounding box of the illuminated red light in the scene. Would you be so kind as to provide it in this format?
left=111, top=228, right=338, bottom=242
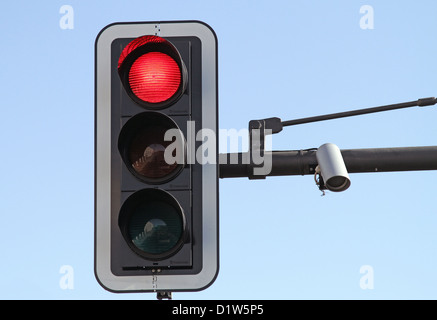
left=129, top=52, right=181, bottom=103
left=118, top=35, right=186, bottom=107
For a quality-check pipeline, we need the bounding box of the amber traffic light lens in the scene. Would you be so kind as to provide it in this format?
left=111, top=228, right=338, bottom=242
left=129, top=124, right=178, bottom=179
left=118, top=112, right=185, bottom=184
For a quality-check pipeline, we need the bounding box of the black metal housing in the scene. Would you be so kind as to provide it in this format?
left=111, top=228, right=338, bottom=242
left=110, top=36, right=204, bottom=276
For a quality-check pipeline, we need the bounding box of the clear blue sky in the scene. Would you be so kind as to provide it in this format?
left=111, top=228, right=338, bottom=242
left=0, top=0, right=436, bottom=299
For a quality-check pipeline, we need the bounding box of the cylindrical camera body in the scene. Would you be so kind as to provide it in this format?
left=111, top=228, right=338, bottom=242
left=316, top=143, right=351, bottom=192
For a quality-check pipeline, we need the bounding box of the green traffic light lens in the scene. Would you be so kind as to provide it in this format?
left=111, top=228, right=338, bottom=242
left=129, top=201, right=183, bottom=255
left=119, top=188, right=186, bottom=260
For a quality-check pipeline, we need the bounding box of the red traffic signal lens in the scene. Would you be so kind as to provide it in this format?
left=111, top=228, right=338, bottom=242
left=129, top=52, right=181, bottom=103
left=118, top=35, right=187, bottom=109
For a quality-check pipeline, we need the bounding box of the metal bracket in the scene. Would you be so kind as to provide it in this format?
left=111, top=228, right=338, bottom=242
left=248, top=117, right=283, bottom=180
left=156, top=291, right=172, bottom=300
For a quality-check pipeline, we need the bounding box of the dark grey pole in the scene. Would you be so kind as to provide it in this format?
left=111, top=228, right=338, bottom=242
left=219, top=146, right=437, bottom=179
left=281, top=97, right=436, bottom=127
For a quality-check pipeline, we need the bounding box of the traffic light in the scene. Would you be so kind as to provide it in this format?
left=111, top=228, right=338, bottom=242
left=94, top=21, right=218, bottom=293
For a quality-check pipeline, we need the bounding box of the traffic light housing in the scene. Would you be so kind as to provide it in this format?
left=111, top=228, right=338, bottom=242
left=95, top=21, right=218, bottom=293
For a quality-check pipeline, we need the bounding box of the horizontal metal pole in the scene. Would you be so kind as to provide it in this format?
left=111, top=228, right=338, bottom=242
left=219, top=146, right=437, bottom=179
left=281, top=97, right=436, bottom=127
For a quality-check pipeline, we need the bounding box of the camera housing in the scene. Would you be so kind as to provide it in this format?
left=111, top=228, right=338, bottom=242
left=316, top=143, right=351, bottom=192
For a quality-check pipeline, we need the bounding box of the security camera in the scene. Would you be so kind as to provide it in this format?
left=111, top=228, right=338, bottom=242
left=316, top=143, right=351, bottom=192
